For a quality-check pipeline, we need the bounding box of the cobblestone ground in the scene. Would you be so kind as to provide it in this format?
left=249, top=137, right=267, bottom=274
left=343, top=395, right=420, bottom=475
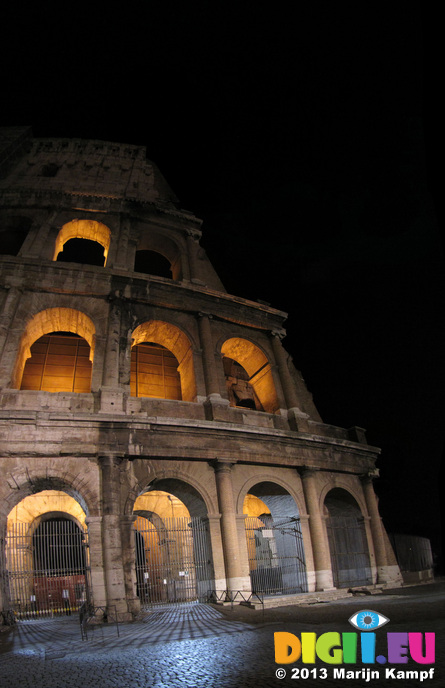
left=1, top=583, right=443, bottom=688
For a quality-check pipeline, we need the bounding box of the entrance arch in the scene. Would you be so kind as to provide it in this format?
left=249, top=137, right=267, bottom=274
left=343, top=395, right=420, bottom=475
left=243, top=482, right=308, bottom=596
left=5, top=490, right=91, bottom=618
left=324, top=488, right=372, bottom=588
left=132, top=481, right=214, bottom=606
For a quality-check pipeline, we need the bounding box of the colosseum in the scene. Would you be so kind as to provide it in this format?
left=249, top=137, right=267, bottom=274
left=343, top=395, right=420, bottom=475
left=0, top=126, right=402, bottom=622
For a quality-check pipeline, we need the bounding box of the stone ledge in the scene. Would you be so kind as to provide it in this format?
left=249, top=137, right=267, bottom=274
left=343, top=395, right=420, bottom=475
left=243, top=589, right=353, bottom=609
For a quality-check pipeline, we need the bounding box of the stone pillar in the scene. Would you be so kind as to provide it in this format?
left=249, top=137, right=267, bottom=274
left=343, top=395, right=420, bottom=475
left=113, top=216, right=131, bottom=270
left=213, top=460, right=250, bottom=591
left=100, top=298, right=124, bottom=413
left=84, top=516, right=107, bottom=609
left=99, top=456, right=132, bottom=619
left=300, top=468, right=334, bottom=590
left=361, top=472, right=401, bottom=585
left=197, top=313, right=221, bottom=399
left=206, top=514, right=226, bottom=592
left=187, top=230, right=201, bottom=283
left=0, top=285, right=22, bottom=357
left=271, top=331, right=309, bottom=431
left=120, top=514, right=140, bottom=616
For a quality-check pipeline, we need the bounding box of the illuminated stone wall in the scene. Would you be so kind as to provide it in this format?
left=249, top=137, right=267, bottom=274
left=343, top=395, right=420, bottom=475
left=0, top=127, right=402, bottom=621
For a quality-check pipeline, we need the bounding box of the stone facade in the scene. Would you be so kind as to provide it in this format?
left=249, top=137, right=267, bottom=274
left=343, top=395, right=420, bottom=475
left=0, top=127, right=402, bottom=621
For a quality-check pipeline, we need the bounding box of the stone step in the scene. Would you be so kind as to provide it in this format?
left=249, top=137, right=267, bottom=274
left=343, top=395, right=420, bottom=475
left=243, top=589, right=353, bottom=609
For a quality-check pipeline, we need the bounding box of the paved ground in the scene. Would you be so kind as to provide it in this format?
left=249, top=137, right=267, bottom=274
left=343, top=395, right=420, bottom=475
left=1, top=581, right=443, bottom=688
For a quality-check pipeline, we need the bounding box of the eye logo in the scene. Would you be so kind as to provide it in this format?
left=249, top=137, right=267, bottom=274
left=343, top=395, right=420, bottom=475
left=349, top=610, right=389, bottom=631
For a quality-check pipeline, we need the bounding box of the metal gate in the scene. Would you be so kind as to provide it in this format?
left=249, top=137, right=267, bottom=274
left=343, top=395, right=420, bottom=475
left=245, top=515, right=308, bottom=595
left=134, top=515, right=214, bottom=607
left=327, top=515, right=372, bottom=588
left=5, top=519, right=91, bottom=619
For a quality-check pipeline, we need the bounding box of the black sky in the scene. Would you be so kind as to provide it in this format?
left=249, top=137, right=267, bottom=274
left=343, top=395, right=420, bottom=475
left=2, top=3, right=444, bottom=563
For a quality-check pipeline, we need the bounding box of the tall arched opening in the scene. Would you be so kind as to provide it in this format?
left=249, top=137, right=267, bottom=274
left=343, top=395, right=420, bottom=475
left=132, top=480, right=213, bottom=607
left=243, top=482, right=308, bottom=596
left=53, top=219, right=111, bottom=266
left=221, top=338, right=279, bottom=413
left=5, top=490, right=91, bottom=618
left=324, top=488, right=372, bottom=588
left=12, top=307, right=96, bottom=391
left=131, top=321, right=196, bottom=402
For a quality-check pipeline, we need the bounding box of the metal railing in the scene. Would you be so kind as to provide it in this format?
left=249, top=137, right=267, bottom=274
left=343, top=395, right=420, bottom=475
left=79, top=603, right=120, bottom=641
left=206, top=589, right=264, bottom=613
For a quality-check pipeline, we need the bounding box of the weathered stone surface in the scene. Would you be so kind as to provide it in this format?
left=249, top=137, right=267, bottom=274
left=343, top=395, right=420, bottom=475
left=0, top=128, right=402, bottom=621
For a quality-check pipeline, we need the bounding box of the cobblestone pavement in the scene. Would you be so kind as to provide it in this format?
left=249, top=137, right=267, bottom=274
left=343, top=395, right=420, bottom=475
left=1, top=582, right=443, bottom=688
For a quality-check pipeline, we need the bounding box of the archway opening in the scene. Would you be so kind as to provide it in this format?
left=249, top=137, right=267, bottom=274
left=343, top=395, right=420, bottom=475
left=12, top=307, right=96, bottom=391
left=131, top=342, right=181, bottom=400
left=134, top=250, right=173, bottom=279
left=223, top=357, right=263, bottom=410
left=5, top=490, right=90, bottom=618
left=53, top=219, right=111, bottom=266
left=221, top=338, right=278, bottom=413
left=132, top=481, right=213, bottom=606
left=131, top=321, right=196, bottom=402
left=324, top=488, right=372, bottom=588
left=56, top=237, right=106, bottom=266
left=20, top=332, right=92, bottom=393
left=243, top=482, right=307, bottom=595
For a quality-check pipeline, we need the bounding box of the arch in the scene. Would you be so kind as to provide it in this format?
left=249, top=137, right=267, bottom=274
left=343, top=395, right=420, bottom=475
left=131, top=482, right=213, bottom=605
left=12, top=307, right=96, bottom=390
left=53, top=219, right=111, bottom=266
left=2, top=473, right=94, bottom=525
left=134, top=250, right=173, bottom=279
left=5, top=487, right=90, bottom=618
left=242, top=480, right=308, bottom=595
left=131, top=320, right=196, bottom=402
left=135, top=229, right=182, bottom=280
left=20, top=332, right=92, bottom=393
left=324, top=487, right=372, bottom=588
left=237, top=474, right=306, bottom=517
left=221, top=337, right=278, bottom=413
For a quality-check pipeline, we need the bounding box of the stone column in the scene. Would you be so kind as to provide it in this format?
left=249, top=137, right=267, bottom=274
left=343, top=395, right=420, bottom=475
left=361, top=472, right=401, bottom=585
left=113, top=216, right=131, bottom=270
left=120, top=514, right=140, bottom=616
left=100, top=298, right=124, bottom=413
left=206, top=514, right=226, bottom=592
left=84, top=516, right=107, bottom=609
left=213, top=460, right=249, bottom=591
left=186, top=230, right=201, bottom=283
left=0, top=285, right=22, bottom=357
left=300, top=468, right=334, bottom=590
left=99, top=455, right=131, bottom=619
left=271, top=331, right=309, bottom=431
left=197, top=313, right=220, bottom=399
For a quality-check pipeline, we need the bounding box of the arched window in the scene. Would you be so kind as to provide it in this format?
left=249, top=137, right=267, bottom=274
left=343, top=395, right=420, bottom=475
left=20, top=332, right=92, bottom=393
left=13, top=307, right=96, bottom=391
left=223, top=356, right=263, bottom=410
left=56, top=238, right=106, bottom=266
left=221, top=338, right=279, bottom=413
left=131, top=321, right=196, bottom=402
left=53, top=219, right=111, bottom=267
left=134, top=250, right=172, bottom=278
left=131, top=342, right=181, bottom=400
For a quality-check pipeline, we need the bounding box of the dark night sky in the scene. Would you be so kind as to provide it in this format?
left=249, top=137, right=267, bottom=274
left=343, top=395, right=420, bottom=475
left=2, top=3, right=444, bottom=562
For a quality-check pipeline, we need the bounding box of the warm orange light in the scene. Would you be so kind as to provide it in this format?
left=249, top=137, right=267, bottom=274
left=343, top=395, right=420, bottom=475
left=221, top=337, right=279, bottom=413
left=53, top=219, right=111, bottom=264
left=131, top=321, right=196, bottom=402
left=13, top=307, right=96, bottom=389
